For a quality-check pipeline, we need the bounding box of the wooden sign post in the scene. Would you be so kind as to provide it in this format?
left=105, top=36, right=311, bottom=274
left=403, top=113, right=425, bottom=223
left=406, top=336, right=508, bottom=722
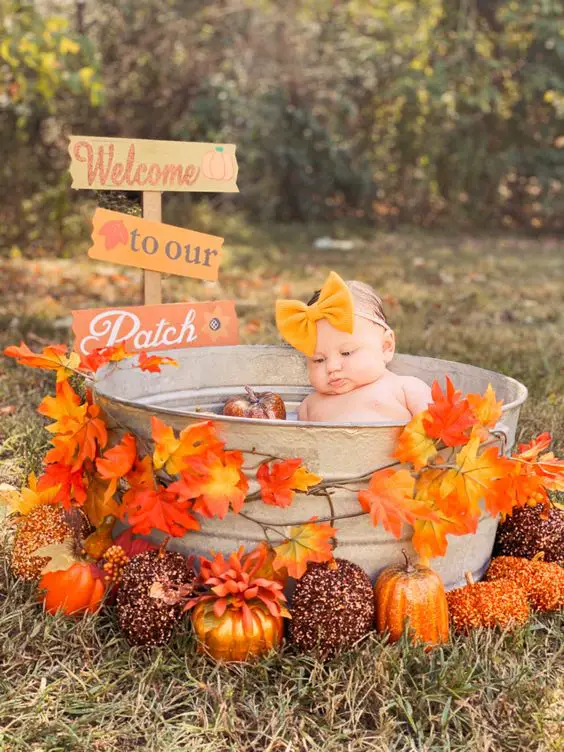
left=143, top=192, right=162, bottom=305
left=69, top=135, right=239, bottom=306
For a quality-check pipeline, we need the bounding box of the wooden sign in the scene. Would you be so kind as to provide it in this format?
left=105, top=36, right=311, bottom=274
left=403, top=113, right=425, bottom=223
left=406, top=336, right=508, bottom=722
left=72, top=301, right=239, bottom=355
left=68, top=136, right=239, bottom=193
left=88, top=208, right=224, bottom=282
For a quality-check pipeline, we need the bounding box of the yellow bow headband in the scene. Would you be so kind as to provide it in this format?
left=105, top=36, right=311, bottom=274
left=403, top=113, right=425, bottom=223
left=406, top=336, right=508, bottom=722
left=275, top=271, right=355, bottom=357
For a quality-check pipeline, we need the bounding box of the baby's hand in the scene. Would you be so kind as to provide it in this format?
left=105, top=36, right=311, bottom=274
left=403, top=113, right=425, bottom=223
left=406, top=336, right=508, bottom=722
left=401, top=376, right=433, bottom=417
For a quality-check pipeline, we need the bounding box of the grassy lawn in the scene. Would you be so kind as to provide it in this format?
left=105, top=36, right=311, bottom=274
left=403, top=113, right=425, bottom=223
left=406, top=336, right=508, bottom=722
left=0, top=222, right=563, bottom=751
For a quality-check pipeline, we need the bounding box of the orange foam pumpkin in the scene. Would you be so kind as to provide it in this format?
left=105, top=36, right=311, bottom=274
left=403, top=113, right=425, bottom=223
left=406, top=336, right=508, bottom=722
left=39, top=562, right=106, bottom=616
left=201, top=146, right=234, bottom=181
left=374, top=553, right=449, bottom=645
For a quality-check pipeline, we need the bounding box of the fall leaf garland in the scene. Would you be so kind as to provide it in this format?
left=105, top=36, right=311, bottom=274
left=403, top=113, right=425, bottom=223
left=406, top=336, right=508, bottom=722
left=3, top=341, right=564, bottom=577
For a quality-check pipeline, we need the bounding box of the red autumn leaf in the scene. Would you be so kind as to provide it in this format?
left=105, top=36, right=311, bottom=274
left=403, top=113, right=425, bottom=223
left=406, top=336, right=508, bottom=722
left=121, top=484, right=200, bottom=537
left=168, top=450, right=248, bottom=519
left=257, top=458, right=321, bottom=507
left=423, top=376, right=477, bottom=447
left=272, top=521, right=336, bottom=580
left=358, top=468, right=425, bottom=539
left=99, top=219, right=128, bottom=250
left=483, top=465, right=548, bottom=517
left=113, top=527, right=157, bottom=558
left=137, top=352, right=178, bottom=373
left=4, top=342, right=81, bottom=382
left=38, top=463, right=87, bottom=509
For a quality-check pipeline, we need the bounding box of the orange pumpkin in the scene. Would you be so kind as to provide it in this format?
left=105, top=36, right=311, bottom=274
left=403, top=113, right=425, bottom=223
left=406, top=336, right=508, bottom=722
left=374, top=553, right=449, bottom=645
left=39, top=562, right=106, bottom=616
left=191, top=601, right=283, bottom=662
left=201, top=146, right=234, bottom=181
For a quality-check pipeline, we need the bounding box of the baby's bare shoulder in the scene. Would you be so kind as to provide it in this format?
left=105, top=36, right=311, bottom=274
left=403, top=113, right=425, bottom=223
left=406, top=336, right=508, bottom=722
left=396, top=375, right=433, bottom=415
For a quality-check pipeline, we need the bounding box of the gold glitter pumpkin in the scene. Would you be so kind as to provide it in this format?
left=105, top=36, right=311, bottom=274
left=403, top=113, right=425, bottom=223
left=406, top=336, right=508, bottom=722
left=191, top=602, right=283, bottom=662
left=486, top=555, right=564, bottom=612
left=11, top=505, right=72, bottom=581
left=374, top=554, right=449, bottom=645
left=446, top=572, right=530, bottom=633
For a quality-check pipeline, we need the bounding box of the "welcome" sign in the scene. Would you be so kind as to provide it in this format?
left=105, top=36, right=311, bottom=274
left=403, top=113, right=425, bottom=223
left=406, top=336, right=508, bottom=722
left=88, top=208, right=224, bottom=281
left=68, top=136, right=239, bottom=193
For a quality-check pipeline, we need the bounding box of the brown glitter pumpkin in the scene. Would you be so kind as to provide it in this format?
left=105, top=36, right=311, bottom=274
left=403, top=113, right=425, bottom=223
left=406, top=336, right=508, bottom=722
left=116, top=549, right=195, bottom=647
left=374, top=554, right=449, bottom=645
left=446, top=572, right=530, bottom=633
left=290, top=558, right=375, bottom=659
left=486, top=555, right=564, bottom=612
left=494, top=503, right=563, bottom=563
left=11, top=505, right=74, bottom=581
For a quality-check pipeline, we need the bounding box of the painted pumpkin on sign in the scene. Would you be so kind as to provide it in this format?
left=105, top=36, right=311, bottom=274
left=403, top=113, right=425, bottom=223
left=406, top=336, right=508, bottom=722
left=39, top=562, right=106, bottom=616
left=374, top=553, right=449, bottom=645
left=201, top=146, right=235, bottom=181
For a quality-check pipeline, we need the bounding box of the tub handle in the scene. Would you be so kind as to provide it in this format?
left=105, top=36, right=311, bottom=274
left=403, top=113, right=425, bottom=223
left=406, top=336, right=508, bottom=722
left=490, top=423, right=512, bottom=455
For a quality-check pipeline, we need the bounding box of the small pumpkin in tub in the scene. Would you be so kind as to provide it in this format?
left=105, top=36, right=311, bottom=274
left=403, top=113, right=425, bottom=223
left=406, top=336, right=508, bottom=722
left=223, top=385, right=286, bottom=420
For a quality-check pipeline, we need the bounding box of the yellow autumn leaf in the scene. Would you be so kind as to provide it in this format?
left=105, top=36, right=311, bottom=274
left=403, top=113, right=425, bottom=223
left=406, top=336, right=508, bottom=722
left=60, top=38, right=80, bottom=55
left=79, top=66, right=95, bottom=87
left=291, top=466, right=322, bottom=492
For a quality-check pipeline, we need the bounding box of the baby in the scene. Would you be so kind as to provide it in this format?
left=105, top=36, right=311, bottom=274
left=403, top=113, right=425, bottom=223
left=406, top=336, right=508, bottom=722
left=275, top=272, right=432, bottom=423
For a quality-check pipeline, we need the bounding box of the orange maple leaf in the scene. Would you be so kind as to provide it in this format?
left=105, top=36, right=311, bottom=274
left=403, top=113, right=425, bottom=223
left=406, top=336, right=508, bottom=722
left=37, top=463, right=87, bottom=509
left=272, top=521, right=336, bottom=579
left=358, top=468, right=421, bottom=539
left=96, top=433, right=138, bottom=502
left=394, top=410, right=437, bottom=470
left=423, top=376, right=477, bottom=447
left=83, top=475, right=120, bottom=527
left=137, top=352, right=178, bottom=373
left=99, top=219, right=128, bottom=250
left=43, top=403, right=107, bottom=473
left=122, top=484, right=200, bottom=537
left=4, top=342, right=81, bottom=382
left=514, top=432, right=552, bottom=462
left=535, top=452, right=564, bottom=492
left=168, top=450, right=248, bottom=519
left=483, top=464, right=547, bottom=517
left=151, top=418, right=224, bottom=475
left=257, top=458, right=321, bottom=507
left=466, top=383, right=503, bottom=432
left=412, top=505, right=477, bottom=559
left=440, top=431, right=513, bottom=518
left=37, top=380, right=87, bottom=435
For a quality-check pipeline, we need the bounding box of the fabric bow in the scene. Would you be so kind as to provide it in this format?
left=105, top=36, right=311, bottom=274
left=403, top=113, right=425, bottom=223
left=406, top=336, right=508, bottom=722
left=275, top=271, right=354, bottom=356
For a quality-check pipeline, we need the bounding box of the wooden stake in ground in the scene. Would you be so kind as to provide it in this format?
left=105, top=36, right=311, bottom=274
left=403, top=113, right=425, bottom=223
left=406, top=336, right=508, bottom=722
left=142, top=191, right=162, bottom=305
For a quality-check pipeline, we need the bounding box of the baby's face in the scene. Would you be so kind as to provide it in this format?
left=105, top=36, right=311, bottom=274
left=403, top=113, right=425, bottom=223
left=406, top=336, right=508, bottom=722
left=307, top=316, right=395, bottom=395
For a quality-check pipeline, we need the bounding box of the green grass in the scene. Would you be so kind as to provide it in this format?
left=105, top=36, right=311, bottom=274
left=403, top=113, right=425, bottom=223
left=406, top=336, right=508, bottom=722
left=0, top=224, right=563, bottom=751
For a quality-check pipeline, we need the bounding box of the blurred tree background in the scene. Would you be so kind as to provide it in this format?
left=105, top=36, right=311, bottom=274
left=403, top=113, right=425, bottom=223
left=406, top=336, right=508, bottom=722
left=1, top=0, right=563, bottom=255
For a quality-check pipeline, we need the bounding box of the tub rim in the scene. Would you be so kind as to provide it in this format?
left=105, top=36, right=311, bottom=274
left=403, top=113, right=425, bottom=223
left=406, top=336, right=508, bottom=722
left=93, top=345, right=529, bottom=430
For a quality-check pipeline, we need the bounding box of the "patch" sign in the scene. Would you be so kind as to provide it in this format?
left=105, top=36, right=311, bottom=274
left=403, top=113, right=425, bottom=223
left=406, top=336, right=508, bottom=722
left=88, top=208, right=224, bottom=281
left=68, top=136, right=239, bottom=193
left=72, top=300, right=239, bottom=355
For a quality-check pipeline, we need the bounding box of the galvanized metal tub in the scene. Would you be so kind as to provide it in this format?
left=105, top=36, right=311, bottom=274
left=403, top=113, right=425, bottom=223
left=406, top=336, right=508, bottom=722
left=94, top=345, right=528, bottom=590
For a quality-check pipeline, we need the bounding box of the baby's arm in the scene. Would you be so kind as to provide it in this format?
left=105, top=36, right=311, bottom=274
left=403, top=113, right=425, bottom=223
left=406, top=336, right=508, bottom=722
left=298, top=394, right=310, bottom=421
left=401, top=376, right=433, bottom=417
